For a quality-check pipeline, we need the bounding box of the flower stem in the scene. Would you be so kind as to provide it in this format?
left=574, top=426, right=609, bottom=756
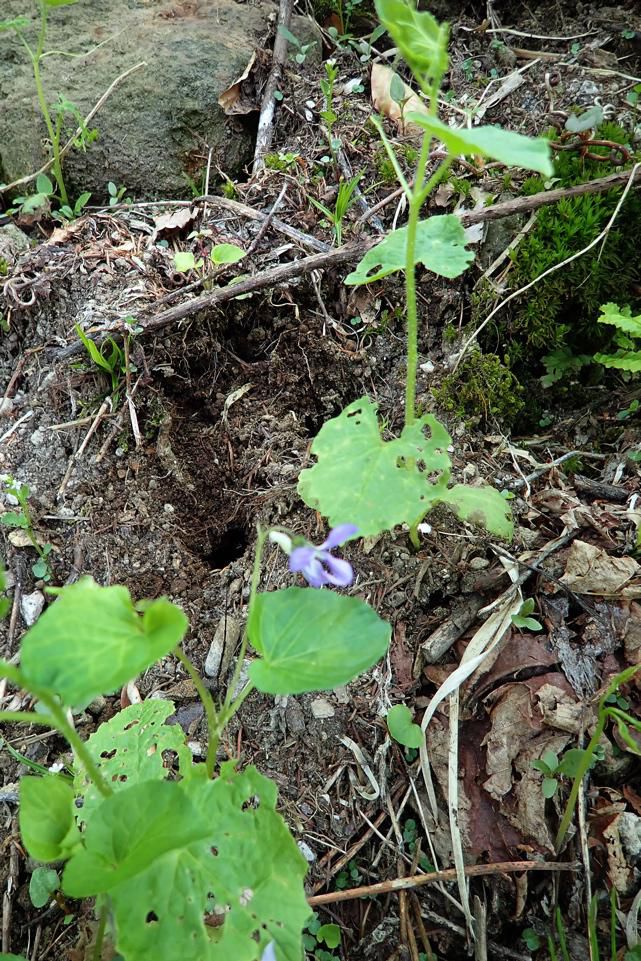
left=174, top=645, right=219, bottom=779
left=28, top=2, right=68, bottom=205
left=555, top=716, right=605, bottom=851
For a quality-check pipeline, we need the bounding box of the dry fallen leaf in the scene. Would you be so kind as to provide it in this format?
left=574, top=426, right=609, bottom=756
left=218, top=50, right=270, bottom=115
left=152, top=207, right=195, bottom=237
left=561, top=539, right=640, bottom=595
left=370, top=63, right=430, bottom=135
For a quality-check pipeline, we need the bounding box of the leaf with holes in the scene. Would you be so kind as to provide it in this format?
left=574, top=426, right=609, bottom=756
left=20, top=578, right=188, bottom=706
left=63, top=765, right=310, bottom=961
left=20, top=776, right=79, bottom=863
left=404, top=114, right=553, bottom=176
left=75, top=700, right=192, bottom=822
left=248, top=587, right=390, bottom=694
left=298, top=396, right=452, bottom=536
left=345, top=215, right=473, bottom=285
left=386, top=704, right=423, bottom=749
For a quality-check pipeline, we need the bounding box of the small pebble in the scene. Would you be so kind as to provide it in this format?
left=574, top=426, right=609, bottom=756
left=469, top=556, right=490, bottom=571
left=86, top=695, right=107, bottom=716
left=297, top=840, right=316, bottom=863
left=310, top=697, right=335, bottom=719
left=20, top=590, right=45, bottom=626
left=204, top=615, right=242, bottom=678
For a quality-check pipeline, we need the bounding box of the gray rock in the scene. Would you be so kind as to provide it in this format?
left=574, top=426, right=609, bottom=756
left=0, top=223, right=31, bottom=268
left=0, top=1, right=316, bottom=199
left=204, top=614, right=241, bottom=679
left=20, top=590, right=45, bottom=626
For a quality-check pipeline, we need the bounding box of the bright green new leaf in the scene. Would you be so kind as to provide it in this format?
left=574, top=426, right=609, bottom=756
left=64, top=767, right=311, bottom=961
left=375, top=0, right=448, bottom=89
left=298, top=397, right=452, bottom=536
left=0, top=512, right=29, bottom=528
left=557, top=748, right=594, bottom=778
left=542, top=778, right=558, bottom=799
left=29, top=867, right=59, bottom=908
left=438, top=484, right=513, bottom=539
left=20, top=578, right=188, bottom=705
left=76, top=700, right=192, bottom=822
left=404, top=114, right=553, bottom=176
left=598, top=302, right=641, bottom=336
left=317, top=924, right=341, bottom=949
left=35, top=174, right=54, bottom=195
left=174, top=251, right=197, bottom=272
left=386, top=704, right=423, bottom=749
left=345, top=215, right=473, bottom=285
left=211, top=243, right=246, bottom=265
left=594, top=350, right=641, bottom=372
left=20, top=776, right=79, bottom=862
left=248, top=587, right=390, bottom=694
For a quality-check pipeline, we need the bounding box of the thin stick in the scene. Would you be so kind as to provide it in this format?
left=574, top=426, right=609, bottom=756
left=252, top=0, right=293, bottom=175
left=307, top=860, right=579, bottom=906
left=453, top=163, right=641, bottom=372
left=0, top=62, right=146, bottom=195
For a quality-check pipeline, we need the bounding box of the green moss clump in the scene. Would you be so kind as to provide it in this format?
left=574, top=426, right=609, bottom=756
left=0, top=257, right=8, bottom=277
left=374, top=146, right=398, bottom=185
left=433, top=352, right=525, bottom=426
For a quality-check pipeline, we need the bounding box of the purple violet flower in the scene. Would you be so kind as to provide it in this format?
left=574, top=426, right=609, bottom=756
left=261, top=944, right=277, bottom=961
left=288, top=524, right=358, bottom=588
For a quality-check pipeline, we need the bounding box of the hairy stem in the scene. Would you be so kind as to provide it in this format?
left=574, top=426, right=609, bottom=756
left=30, top=2, right=68, bottom=205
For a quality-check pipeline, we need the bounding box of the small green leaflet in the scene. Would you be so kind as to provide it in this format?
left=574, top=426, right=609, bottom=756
left=597, top=303, right=641, bottom=336
left=298, top=397, right=451, bottom=536
left=20, top=578, right=188, bottom=705
left=75, top=700, right=192, bottom=822
left=345, top=215, right=473, bottom=285
left=374, top=0, right=449, bottom=89
left=211, top=243, right=245, bottom=265
left=29, top=867, right=59, bottom=908
left=565, top=104, right=603, bottom=133
left=316, top=924, right=341, bottom=949
left=63, top=767, right=311, bottom=961
left=248, top=587, right=390, bottom=694
left=20, top=776, right=79, bottom=863
left=174, top=251, right=199, bottom=272
left=386, top=704, right=423, bottom=749
left=404, top=114, right=553, bottom=176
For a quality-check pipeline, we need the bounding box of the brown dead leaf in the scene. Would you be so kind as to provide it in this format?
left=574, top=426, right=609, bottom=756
left=390, top=621, right=415, bottom=694
left=370, top=63, right=429, bottom=135
left=624, top=601, right=641, bottom=663
left=560, top=539, right=640, bottom=595
left=218, top=50, right=270, bottom=115
left=152, top=207, right=195, bottom=238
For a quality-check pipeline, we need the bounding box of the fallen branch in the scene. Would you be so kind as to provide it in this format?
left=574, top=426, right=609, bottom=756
left=307, top=859, right=580, bottom=907
left=252, top=0, right=293, bottom=175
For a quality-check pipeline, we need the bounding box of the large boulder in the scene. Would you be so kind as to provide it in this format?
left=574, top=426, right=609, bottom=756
left=0, top=0, right=311, bottom=201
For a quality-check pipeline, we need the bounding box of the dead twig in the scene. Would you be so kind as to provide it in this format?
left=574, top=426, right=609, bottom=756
left=252, top=0, right=294, bottom=175
left=307, top=860, right=580, bottom=907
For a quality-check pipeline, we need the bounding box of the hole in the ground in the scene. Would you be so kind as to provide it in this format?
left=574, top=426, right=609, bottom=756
left=203, top=525, right=249, bottom=569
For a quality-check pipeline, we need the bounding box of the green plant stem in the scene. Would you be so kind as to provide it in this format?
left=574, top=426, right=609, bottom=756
left=555, top=715, right=605, bottom=850
left=0, top=710, right=55, bottom=727
left=92, top=896, right=108, bottom=961
left=38, top=691, right=112, bottom=798
left=223, top=680, right=255, bottom=726
left=174, top=645, right=219, bottom=779
left=27, top=2, right=68, bottom=205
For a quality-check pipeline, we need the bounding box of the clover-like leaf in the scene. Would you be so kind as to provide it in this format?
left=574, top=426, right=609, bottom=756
left=20, top=776, right=79, bottom=863
left=20, top=578, right=188, bottom=705
left=63, top=767, right=311, bottom=961
left=75, top=700, right=192, bottom=822
left=248, top=587, right=390, bottom=694
left=374, top=0, right=448, bottom=89
left=404, top=114, right=553, bottom=176
left=386, top=704, right=423, bottom=749
left=438, top=483, right=513, bottom=539
left=298, top=396, right=452, bottom=536
left=345, top=214, right=473, bottom=285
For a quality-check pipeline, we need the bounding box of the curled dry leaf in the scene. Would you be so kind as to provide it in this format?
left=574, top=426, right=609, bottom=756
left=218, top=50, right=271, bottom=115
left=370, top=62, right=430, bottom=135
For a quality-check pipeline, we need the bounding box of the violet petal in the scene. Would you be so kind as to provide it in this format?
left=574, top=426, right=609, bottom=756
left=319, top=553, right=354, bottom=586
left=321, top=524, right=359, bottom=550
left=288, top=546, right=316, bottom=573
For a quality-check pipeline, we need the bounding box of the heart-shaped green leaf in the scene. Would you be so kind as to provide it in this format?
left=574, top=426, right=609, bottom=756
left=404, top=114, right=553, bottom=176
left=345, top=214, right=473, bottom=285
left=20, top=776, right=79, bottom=862
left=29, top=867, right=59, bottom=908
left=20, top=578, right=188, bottom=705
left=298, top=396, right=452, bottom=536
left=248, top=587, right=390, bottom=694
left=75, top=700, right=192, bottom=822
left=211, top=243, right=245, bottom=265
left=64, top=767, right=310, bottom=961
left=386, top=704, right=423, bottom=748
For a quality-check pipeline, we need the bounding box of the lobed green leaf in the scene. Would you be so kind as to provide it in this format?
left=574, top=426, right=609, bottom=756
left=75, top=700, right=192, bottom=822
left=20, top=578, right=188, bottom=705
left=248, top=587, right=390, bottom=694
left=345, top=214, right=473, bottom=285
left=63, top=766, right=310, bottom=961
